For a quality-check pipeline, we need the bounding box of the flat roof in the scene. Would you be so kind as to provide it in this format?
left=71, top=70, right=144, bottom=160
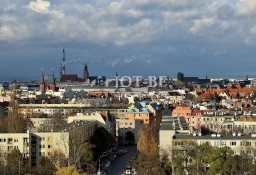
left=174, top=134, right=256, bottom=140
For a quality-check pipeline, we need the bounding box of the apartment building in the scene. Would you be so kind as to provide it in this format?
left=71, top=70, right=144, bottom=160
left=125, top=103, right=154, bottom=124
left=234, top=116, right=256, bottom=134
left=116, top=119, right=143, bottom=144
left=0, top=120, right=97, bottom=167
left=159, top=122, right=256, bottom=159
left=201, top=115, right=234, bottom=133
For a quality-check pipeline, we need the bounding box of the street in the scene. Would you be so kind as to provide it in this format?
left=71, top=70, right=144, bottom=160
left=107, top=146, right=137, bottom=175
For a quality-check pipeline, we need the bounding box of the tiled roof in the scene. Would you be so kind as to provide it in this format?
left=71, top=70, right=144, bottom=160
left=60, top=74, right=78, bottom=82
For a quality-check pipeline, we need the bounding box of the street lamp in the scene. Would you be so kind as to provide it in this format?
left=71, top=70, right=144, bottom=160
left=98, top=151, right=108, bottom=174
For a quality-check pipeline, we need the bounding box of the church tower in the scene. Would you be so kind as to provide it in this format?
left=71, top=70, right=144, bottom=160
left=83, top=64, right=89, bottom=81
left=49, top=69, right=56, bottom=91
left=40, top=70, right=45, bottom=91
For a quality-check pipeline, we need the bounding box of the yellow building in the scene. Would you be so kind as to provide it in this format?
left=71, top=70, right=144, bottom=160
left=0, top=120, right=97, bottom=167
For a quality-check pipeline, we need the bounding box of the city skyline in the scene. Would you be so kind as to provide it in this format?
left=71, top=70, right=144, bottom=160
left=1, top=0, right=256, bottom=80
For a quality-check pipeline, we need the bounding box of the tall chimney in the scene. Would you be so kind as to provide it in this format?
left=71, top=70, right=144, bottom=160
left=62, top=49, right=65, bottom=75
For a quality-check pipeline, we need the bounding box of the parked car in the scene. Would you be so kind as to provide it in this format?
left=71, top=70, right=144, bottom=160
left=125, top=169, right=131, bottom=174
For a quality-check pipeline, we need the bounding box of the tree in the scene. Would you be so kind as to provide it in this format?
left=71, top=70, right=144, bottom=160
left=55, top=166, right=85, bottom=175
left=0, top=159, right=7, bottom=175
left=89, top=127, right=115, bottom=160
left=5, top=149, right=29, bottom=175
left=35, top=156, right=56, bottom=175
left=50, top=112, right=67, bottom=128
left=7, top=93, right=26, bottom=133
left=0, top=117, right=8, bottom=132
left=125, top=131, right=134, bottom=145
left=69, top=126, right=98, bottom=174
left=171, top=140, right=199, bottom=175
left=205, top=146, right=236, bottom=175
left=135, top=124, right=165, bottom=175
left=49, top=149, right=67, bottom=168
left=77, top=144, right=96, bottom=174
left=160, top=151, right=172, bottom=175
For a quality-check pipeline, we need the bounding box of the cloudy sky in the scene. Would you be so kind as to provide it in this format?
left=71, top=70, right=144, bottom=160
left=1, top=0, right=256, bottom=80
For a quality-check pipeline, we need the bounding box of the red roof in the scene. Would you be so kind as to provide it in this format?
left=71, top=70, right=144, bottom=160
left=60, top=74, right=78, bottom=82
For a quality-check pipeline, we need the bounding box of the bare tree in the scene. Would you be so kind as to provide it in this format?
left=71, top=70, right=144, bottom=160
left=7, top=92, right=26, bottom=133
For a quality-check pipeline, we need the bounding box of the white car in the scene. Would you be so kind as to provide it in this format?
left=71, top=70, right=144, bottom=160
left=125, top=169, right=131, bottom=174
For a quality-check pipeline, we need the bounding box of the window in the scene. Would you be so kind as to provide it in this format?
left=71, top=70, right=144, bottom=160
left=39, top=137, right=44, bottom=141
left=0, top=138, right=6, bottom=142
left=221, top=141, right=226, bottom=146
left=230, top=142, right=236, bottom=146
left=14, top=146, right=18, bottom=150
left=48, top=145, right=52, bottom=149
left=0, top=146, right=6, bottom=150
left=246, top=142, right=251, bottom=146
left=14, top=138, right=18, bottom=142
left=48, top=137, right=52, bottom=142
left=7, top=138, right=13, bottom=143
left=7, top=146, right=13, bottom=151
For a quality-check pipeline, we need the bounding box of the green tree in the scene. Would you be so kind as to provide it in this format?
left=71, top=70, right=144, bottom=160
left=160, top=151, right=172, bottom=175
left=171, top=140, right=199, bottom=175
left=206, top=146, right=235, bottom=175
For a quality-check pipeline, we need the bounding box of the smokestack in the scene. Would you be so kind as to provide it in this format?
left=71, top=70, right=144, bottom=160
left=62, top=49, right=65, bottom=75
left=63, top=49, right=65, bottom=62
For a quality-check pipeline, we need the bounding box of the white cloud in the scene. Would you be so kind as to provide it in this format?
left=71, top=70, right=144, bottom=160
left=0, top=24, right=29, bottom=41
left=106, top=54, right=152, bottom=67
left=236, top=0, right=256, bottom=16
left=28, top=0, right=64, bottom=18
left=0, top=26, right=14, bottom=41
left=29, top=0, right=50, bottom=13
left=189, top=18, right=215, bottom=34
left=0, top=0, right=254, bottom=47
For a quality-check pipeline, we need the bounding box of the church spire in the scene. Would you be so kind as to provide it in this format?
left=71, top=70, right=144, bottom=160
left=83, top=64, right=89, bottom=81
left=40, top=68, right=45, bottom=84
left=40, top=68, right=45, bottom=91
left=51, top=68, right=56, bottom=84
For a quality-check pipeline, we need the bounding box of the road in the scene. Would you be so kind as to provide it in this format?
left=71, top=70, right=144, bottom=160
left=107, top=146, right=137, bottom=175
